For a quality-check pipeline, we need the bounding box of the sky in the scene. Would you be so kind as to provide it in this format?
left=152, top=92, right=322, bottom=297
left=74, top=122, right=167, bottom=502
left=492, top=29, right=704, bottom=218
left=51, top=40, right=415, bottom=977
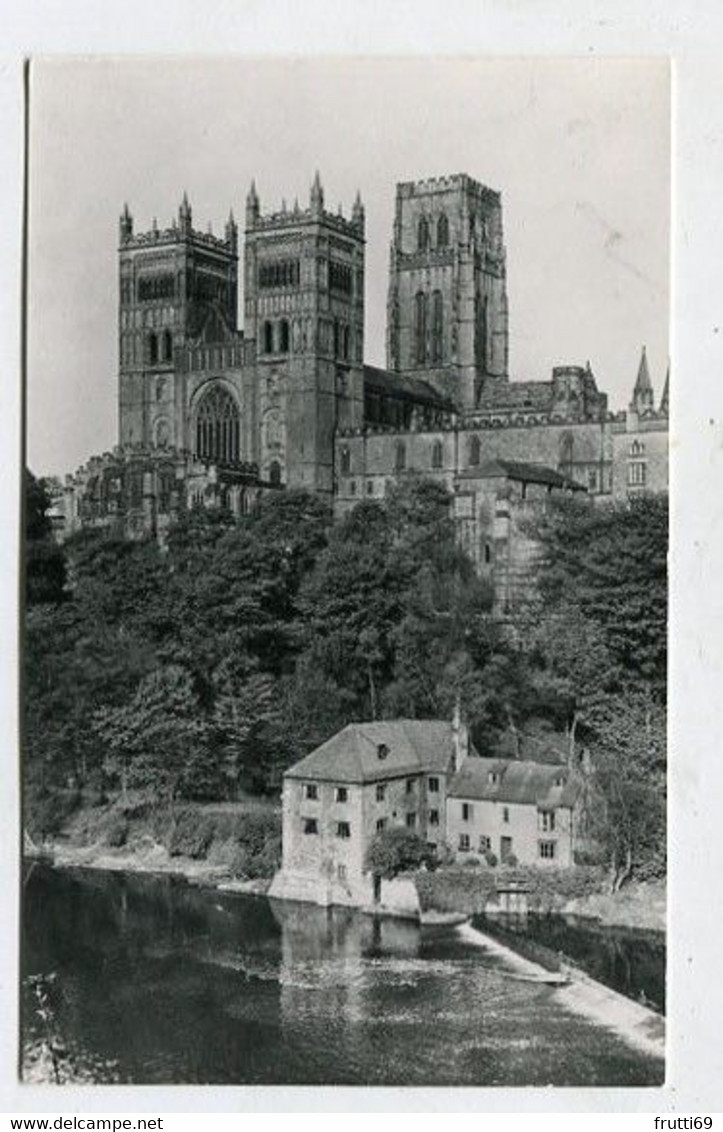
left=27, top=56, right=670, bottom=476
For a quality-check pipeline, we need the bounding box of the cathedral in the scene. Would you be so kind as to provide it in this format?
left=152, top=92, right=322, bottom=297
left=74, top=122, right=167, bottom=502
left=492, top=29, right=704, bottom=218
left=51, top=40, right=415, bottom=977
left=59, top=171, right=668, bottom=594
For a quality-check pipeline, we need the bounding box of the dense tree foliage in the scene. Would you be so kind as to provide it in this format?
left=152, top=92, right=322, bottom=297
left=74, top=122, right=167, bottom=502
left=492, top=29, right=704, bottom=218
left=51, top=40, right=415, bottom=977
left=25, top=471, right=66, bottom=606
left=23, top=477, right=668, bottom=887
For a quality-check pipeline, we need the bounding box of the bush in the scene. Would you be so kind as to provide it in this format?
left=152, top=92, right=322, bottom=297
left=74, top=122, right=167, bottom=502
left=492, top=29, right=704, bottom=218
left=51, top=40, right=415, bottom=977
left=484, top=848, right=498, bottom=868
left=462, top=855, right=481, bottom=867
left=365, top=827, right=437, bottom=880
left=105, top=817, right=128, bottom=848
left=168, top=809, right=215, bottom=859
left=505, top=852, right=518, bottom=868
left=24, top=787, right=81, bottom=842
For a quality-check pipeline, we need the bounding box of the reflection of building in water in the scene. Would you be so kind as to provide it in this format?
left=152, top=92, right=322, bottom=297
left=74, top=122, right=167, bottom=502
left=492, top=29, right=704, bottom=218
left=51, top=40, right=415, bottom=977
left=269, top=899, right=421, bottom=1051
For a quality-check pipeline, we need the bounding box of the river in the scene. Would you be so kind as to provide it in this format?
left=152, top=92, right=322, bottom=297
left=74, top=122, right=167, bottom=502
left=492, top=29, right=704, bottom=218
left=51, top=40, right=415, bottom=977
left=22, top=864, right=664, bottom=1087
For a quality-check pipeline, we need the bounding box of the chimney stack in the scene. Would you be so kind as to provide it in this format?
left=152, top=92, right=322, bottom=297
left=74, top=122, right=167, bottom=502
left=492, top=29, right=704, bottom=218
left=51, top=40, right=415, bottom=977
left=452, top=695, right=469, bottom=772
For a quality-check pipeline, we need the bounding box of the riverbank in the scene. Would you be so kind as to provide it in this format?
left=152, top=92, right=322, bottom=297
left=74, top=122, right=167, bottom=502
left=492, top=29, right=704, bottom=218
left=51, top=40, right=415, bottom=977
left=25, top=793, right=280, bottom=895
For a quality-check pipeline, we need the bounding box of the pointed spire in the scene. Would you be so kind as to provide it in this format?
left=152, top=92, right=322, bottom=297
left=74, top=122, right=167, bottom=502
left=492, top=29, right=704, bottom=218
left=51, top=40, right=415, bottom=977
left=310, top=170, right=324, bottom=214
left=179, top=191, right=192, bottom=234
left=660, top=362, right=669, bottom=414
left=119, top=202, right=133, bottom=242
left=246, top=179, right=260, bottom=228
left=225, top=207, right=238, bottom=249
left=631, top=345, right=655, bottom=412
left=352, top=189, right=365, bottom=232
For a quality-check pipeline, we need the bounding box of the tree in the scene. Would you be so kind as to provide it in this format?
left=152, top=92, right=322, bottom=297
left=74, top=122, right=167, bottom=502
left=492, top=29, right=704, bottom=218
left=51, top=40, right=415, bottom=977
left=365, top=826, right=437, bottom=880
left=583, top=689, right=666, bottom=890
left=25, top=470, right=66, bottom=606
left=94, top=665, right=210, bottom=807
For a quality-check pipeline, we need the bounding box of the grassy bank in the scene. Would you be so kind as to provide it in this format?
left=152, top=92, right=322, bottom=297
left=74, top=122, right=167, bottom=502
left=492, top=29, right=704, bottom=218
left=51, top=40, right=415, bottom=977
left=27, top=792, right=282, bottom=889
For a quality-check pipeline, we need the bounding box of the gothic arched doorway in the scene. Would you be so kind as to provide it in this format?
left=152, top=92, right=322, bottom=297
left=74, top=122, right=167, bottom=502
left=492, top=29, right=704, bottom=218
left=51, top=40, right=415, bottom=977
left=194, top=385, right=241, bottom=465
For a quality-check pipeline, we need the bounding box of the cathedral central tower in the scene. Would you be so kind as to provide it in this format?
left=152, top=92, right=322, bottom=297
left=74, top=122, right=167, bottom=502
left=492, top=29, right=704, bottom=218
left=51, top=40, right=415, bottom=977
left=386, top=174, right=509, bottom=412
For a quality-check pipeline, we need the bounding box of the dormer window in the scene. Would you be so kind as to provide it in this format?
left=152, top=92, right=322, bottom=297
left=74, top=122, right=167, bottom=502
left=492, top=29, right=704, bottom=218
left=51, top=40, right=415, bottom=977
left=555, top=775, right=565, bottom=788
left=488, top=771, right=499, bottom=785
left=377, top=743, right=388, bottom=760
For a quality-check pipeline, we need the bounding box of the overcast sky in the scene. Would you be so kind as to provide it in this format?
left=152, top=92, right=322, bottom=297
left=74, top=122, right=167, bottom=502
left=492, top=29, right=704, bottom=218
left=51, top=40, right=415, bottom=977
left=27, top=56, right=670, bottom=476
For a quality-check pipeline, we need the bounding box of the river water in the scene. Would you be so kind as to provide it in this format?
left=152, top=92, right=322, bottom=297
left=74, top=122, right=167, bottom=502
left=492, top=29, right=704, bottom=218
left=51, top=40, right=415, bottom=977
left=22, top=865, right=664, bottom=1087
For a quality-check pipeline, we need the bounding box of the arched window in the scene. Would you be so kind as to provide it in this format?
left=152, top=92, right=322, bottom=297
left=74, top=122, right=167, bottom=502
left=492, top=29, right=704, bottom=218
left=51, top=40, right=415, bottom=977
left=163, top=329, right=173, bottom=362
left=279, top=319, right=290, bottom=354
left=432, top=440, right=443, bottom=469
left=417, top=217, right=429, bottom=252
left=431, top=290, right=444, bottom=362
left=631, top=440, right=645, bottom=457
left=148, top=332, right=158, bottom=366
left=340, top=447, right=351, bottom=475
left=415, top=291, right=427, bottom=365
left=343, top=325, right=350, bottom=361
left=269, top=460, right=282, bottom=486
left=437, top=213, right=449, bottom=248
left=395, top=441, right=406, bottom=472
left=263, top=321, right=274, bottom=354
left=333, top=319, right=340, bottom=358
left=559, top=431, right=574, bottom=471
left=195, top=385, right=241, bottom=465
left=469, top=435, right=481, bottom=466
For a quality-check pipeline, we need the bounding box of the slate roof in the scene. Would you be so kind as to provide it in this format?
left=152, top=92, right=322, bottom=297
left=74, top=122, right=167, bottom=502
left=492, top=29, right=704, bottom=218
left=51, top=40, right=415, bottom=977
left=448, top=756, right=578, bottom=809
left=456, top=459, right=586, bottom=491
left=284, top=720, right=462, bottom=784
left=363, top=365, right=456, bottom=411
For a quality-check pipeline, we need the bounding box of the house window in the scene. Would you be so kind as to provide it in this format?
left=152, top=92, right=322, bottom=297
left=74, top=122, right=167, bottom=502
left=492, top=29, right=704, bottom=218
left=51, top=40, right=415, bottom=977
left=406, top=778, right=415, bottom=795
left=631, top=440, right=645, bottom=457
left=336, top=822, right=351, bottom=839
left=431, top=440, right=443, bottom=469
left=350, top=480, right=357, bottom=496
left=429, top=809, right=440, bottom=826
left=304, top=783, right=318, bottom=800
left=340, top=447, right=351, bottom=475
left=377, top=744, right=388, bottom=761
left=539, top=840, right=556, bottom=860
left=502, top=807, right=510, bottom=824
left=366, top=480, right=374, bottom=495
left=163, top=329, right=173, bottom=362
left=279, top=319, right=290, bottom=353
left=336, top=787, right=348, bottom=803
left=459, top=833, right=470, bottom=852
left=269, top=460, right=282, bottom=486
left=587, top=468, right=598, bottom=491
left=337, top=864, right=347, bottom=880
left=488, top=771, right=498, bottom=785
left=628, top=461, right=647, bottom=487
left=539, top=810, right=555, bottom=833
left=428, top=776, right=439, bottom=793
left=484, top=543, right=492, bottom=565
left=148, top=332, right=158, bottom=366
left=479, top=835, right=491, bottom=852
left=406, top=813, right=417, bottom=829
left=462, top=803, right=472, bottom=822
left=468, top=435, right=481, bottom=466
left=376, top=783, right=386, bottom=802
left=437, top=213, right=449, bottom=248
left=303, top=818, right=318, bottom=835
left=395, top=441, right=406, bottom=472
left=376, top=818, right=387, bottom=833
left=263, top=321, right=274, bottom=354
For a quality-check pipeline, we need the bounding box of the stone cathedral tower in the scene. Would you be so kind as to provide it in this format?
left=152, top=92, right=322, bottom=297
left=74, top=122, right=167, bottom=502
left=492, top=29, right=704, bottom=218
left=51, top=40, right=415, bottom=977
left=243, top=173, right=365, bottom=494
left=117, top=195, right=239, bottom=450
left=386, top=174, right=509, bottom=412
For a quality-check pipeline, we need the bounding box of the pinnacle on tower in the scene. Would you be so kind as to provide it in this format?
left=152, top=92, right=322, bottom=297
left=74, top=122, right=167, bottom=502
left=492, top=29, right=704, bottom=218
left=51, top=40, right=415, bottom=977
left=225, top=208, right=238, bottom=249
left=179, top=191, right=192, bottom=233
left=352, top=189, right=365, bottom=232
left=660, top=362, right=669, bottom=414
left=631, top=345, right=655, bottom=412
left=310, top=170, right=324, bottom=214
left=119, top=202, right=133, bottom=241
left=246, top=180, right=260, bottom=228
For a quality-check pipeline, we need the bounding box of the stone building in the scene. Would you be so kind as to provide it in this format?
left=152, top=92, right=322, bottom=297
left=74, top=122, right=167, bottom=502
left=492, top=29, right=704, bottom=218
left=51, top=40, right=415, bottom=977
left=446, top=757, right=578, bottom=868
left=58, top=172, right=668, bottom=570
left=268, top=717, right=471, bottom=913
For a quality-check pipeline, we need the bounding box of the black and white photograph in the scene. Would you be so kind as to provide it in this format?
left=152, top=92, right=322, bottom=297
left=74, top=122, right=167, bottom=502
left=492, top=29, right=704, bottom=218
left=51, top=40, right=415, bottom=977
left=20, top=55, right=670, bottom=1090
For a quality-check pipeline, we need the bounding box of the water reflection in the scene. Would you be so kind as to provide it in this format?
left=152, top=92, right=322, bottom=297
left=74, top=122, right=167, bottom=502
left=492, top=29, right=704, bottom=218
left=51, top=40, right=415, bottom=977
left=22, top=865, right=664, bottom=1086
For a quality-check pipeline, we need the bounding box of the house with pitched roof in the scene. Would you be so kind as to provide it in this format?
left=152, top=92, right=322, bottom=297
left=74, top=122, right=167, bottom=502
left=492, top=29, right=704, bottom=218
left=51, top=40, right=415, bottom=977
left=268, top=716, right=470, bottom=912
left=447, top=757, right=578, bottom=867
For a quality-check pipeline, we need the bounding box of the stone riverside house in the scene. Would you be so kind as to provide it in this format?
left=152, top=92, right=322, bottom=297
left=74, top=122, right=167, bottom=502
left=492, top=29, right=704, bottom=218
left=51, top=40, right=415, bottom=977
left=447, top=758, right=578, bottom=868
left=268, top=717, right=580, bottom=915
left=56, top=172, right=668, bottom=604
left=268, top=718, right=471, bottom=914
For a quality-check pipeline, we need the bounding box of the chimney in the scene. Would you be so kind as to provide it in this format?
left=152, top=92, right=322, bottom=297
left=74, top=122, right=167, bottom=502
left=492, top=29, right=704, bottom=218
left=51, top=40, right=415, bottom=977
left=452, top=695, right=469, bottom=773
